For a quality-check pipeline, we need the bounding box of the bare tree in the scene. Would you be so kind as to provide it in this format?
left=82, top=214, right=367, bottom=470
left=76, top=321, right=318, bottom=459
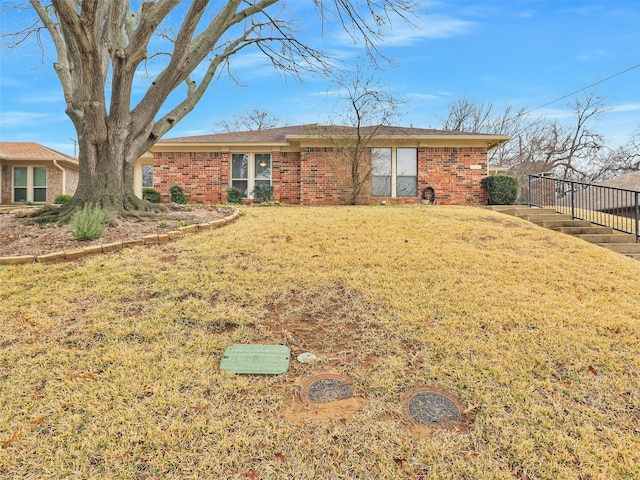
left=443, top=92, right=609, bottom=182
left=215, top=108, right=282, bottom=132
left=325, top=68, right=403, bottom=205
left=599, top=125, right=640, bottom=176
left=3, top=0, right=417, bottom=221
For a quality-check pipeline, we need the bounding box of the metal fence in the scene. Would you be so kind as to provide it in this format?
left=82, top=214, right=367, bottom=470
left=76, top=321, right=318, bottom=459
left=528, top=174, right=640, bottom=242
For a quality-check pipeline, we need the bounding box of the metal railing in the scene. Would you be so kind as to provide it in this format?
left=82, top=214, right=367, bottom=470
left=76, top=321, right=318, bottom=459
left=528, top=174, right=640, bottom=242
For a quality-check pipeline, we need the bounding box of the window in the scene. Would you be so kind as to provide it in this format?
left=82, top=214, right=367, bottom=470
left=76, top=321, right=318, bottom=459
left=371, top=148, right=392, bottom=196
left=396, top=148, right=418, bottom=196
left=13, top=167, right=28, bottom=202
left=142, top=165, right=154, bottom=188
left=14, top=166, right=47, bottom=203
left=231, top=153, right=272, bottom=198
left=371, top=148, right=417, bottom=197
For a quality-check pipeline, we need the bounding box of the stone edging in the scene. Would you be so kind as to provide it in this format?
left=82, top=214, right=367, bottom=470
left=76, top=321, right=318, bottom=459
left=0, top=209, right=241, bottom=266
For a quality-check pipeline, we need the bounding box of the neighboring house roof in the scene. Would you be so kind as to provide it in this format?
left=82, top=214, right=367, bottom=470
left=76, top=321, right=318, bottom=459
left=599, top=170, right=640, bottom=192
left=571, top=171, right=640, bottom=211
left=158, top=124, right=510, bottom=149
left=0, top=142, right=79, bottom=168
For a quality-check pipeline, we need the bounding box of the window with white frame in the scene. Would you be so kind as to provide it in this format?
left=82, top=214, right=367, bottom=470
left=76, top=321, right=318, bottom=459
left=231, top=153, right=272, bottom=198
left=371, top=148, right=417, bottom=197
left=13, top=166, right=47, bottom=203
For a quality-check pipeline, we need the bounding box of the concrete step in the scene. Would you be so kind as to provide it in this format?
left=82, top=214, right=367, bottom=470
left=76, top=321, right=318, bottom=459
left=550, top=226, right=615, bottom=235
left=507, top=207, right=558, bottom=217
left=519, top=213, right=572, bottom=222
left=624, top=254, right=640, bottom=261
left=595, top=242, right=640, bottom=254
left=574, top=234, right=636, bottom=244
left=533, top=219, right=593, bottom=228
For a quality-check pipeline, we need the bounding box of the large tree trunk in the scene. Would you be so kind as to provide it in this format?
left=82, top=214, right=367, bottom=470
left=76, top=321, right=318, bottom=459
left=71, top=137, right=147, bottom=213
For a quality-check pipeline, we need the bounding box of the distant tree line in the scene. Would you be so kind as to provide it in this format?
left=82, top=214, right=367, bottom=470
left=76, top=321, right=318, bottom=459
left=440, top=91, right=640, bottom=185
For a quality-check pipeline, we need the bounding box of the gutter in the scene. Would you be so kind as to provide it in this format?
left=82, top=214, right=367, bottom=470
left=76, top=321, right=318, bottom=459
left=52, top=159, right=66, bottom=194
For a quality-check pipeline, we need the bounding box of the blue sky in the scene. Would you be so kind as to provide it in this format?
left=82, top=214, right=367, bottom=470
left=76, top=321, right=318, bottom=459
left=1, top=0, right=639, bottom=157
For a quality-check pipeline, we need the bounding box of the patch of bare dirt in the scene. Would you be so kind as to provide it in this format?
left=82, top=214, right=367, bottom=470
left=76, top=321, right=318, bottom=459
left=0, top=205, right=235, bottom=257
left=261, top=282, right=384, bottom=368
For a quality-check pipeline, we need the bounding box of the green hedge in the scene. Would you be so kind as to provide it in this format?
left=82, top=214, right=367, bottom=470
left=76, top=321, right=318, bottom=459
left=481, top=175, right=519, bottom=205
left=53, top=194, right=72, bottom=204
left=169, top=185, right=188, bottom=204
left=142, top=187, right=161, bottom=203
left=225, top=187, right=243, bottom=205
left=252, top=184, right=274, bottom=203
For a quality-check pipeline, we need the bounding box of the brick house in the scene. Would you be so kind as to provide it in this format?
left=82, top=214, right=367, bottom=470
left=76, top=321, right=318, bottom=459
left=140, top=124, right=510, bottom=205
left=0, top=142, right=79, bottom=205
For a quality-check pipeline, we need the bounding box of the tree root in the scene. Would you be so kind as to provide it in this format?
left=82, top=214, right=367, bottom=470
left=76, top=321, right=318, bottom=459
left=20, top=197, right=169, bottom=226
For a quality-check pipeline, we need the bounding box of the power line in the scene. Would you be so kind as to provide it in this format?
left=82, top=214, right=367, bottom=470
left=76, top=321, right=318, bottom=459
left=523, top=59, right=640, bottom=115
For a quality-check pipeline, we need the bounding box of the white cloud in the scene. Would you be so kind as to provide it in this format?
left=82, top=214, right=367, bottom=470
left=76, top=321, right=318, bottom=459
left=18, top=94, right=65, bottom=105
left=328, top=13, right=475, bottom=49
left=610, top=102, right=640, bottom=113
left=407, top=92, right=448, bottom=101
left=377, top=14, right=475, bottom=46
left=0, top=111, right=53, bottom=127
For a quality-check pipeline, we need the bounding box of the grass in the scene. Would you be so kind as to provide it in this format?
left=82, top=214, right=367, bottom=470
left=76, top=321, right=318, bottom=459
left=1, top=205, right=639, bottom=479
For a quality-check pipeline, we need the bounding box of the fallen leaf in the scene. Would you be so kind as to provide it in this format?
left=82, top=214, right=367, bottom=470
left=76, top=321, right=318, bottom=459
left=558, top=380, right=572, bottom=387
left=463, top=403, right=480, bottom=414
left=29, top=416, right=45, bottom=425
left=513, top=471, right=531, bottom=480
left=32, top=390, right=43, bottom=400
left=71, top=372, right=98, bottom=381
left=275, top=452, right=287, bottom=463
left=393, top=457, right=415, bottom=476
left=242, top=470, right=259, bottom=479
left=502, top=326, right=512, bottom=332
left=2, top=432, right=19, bottom=448
left=588, top=365, right=598, bottom=376
left=611, top=286, right=616, bottom=292
left=285, top=236, right=293, bottom=243
left=576, top=294, right=583, bottom=301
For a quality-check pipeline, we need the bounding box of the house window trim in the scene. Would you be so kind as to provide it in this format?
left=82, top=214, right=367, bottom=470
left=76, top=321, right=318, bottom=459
left=371, top=147, right=417, bottom=197
left=13, top=165, right=47, bottom=204
left=231, top=152, right=272, bottom=199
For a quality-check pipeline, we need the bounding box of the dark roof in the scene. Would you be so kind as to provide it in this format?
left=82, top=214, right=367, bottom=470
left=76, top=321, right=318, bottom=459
left=161, top=123, right=506, bottom=144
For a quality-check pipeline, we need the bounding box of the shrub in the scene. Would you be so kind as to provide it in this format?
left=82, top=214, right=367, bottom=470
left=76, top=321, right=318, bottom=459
left=53, top=194, right=72, bottom=205
left=142, top=187, right=161, bottom=203
left=169, top=185, right=188, bottom=204
left=252, top=184, right=274, bottom=203
left=71, top=204, right=109, bottom=240
left=481, top=175, right=519, bottom=205
left=226, top=187, right=243, bottom=204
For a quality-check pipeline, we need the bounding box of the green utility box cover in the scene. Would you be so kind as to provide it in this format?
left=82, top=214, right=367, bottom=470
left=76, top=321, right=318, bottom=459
left=220, top=344, right=291, bottom=374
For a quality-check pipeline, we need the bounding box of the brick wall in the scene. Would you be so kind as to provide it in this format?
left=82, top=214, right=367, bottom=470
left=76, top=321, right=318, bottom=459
left=418, top=147, right=489, bottom=205
left=153, top=151, right=229, bottom=204
left=151, top=146, right=489, bottom=206
left=0, top=163, right=79, bottom=204
left=0, top=165, right=10, bottom=204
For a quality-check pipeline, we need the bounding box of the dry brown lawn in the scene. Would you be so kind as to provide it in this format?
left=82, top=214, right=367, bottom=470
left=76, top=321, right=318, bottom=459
left=1, top=205, right=639, bottom=479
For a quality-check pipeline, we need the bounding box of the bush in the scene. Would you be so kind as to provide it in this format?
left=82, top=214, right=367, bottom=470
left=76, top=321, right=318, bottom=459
left=71, top=204, right=109, bottom=240
left=142, top=187, right=161, bottom=203
left=169, top=185, right=188, bottom=204
left=252, top=184, right=274, bottom=203
left=226, top=187, right=243, bottom=205
left=53, top=194, right=72, bottom=205
left=481, top=175, right=519, bottom=205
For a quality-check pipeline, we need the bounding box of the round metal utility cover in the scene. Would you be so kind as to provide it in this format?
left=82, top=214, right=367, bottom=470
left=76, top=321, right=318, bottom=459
left=401, top=386, right=463, bottom=427
left=301, top=374, right=353, bottom=404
